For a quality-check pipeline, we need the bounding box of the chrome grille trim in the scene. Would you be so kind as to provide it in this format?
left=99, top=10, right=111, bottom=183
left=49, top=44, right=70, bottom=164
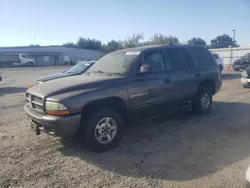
left=26, top=92, right=44, bottom=113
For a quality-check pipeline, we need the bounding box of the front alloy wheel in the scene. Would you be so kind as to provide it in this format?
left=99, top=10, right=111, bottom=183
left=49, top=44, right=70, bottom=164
left=83, top=108, right=124, bottom=152
left=94, top=117, right=117, bottom=144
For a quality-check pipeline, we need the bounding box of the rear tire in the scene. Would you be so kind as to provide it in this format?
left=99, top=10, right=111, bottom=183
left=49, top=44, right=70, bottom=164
left=82, top=108, right=124, bottom=152
left=192, top=85, right=212, bottom=115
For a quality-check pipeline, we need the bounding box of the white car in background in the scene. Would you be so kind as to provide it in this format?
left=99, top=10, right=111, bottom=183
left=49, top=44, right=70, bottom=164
left=212, top=53, right=224, bottom=73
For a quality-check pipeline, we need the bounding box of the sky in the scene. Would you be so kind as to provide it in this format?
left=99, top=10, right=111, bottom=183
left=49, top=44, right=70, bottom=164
left=0, top=0, right=250, bottom=47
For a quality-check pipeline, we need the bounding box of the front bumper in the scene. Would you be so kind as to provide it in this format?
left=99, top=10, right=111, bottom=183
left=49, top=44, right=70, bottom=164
left=24, top=104, right=81, bottom=137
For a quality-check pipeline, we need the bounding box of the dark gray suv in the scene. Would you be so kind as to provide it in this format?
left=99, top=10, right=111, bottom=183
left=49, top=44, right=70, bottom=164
left=24, top=44, right=222, bottom=152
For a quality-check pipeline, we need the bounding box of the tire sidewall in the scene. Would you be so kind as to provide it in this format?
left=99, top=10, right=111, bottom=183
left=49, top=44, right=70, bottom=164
left=199, top=87, right=212, bottom=114
left=193, top=86, right=212, bottom=114
left=83, top=108, right=124, bottom=152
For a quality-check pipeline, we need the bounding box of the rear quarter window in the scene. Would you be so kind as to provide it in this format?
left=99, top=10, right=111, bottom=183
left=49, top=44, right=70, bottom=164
left=188, top=47, right=216, bottom=68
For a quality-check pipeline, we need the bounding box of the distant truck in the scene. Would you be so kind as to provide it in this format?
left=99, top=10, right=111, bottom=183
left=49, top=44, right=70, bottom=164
left=0, top=53, right=35, bottom=67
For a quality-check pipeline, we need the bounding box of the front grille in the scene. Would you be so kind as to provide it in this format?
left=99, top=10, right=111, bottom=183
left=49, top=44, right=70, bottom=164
left=26, top=93, right=44, bottom=113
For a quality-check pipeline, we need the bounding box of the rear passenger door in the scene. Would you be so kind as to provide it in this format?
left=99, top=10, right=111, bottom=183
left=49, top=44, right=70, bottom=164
left=187, top=46, right=218, bottom=82
left=164, top=47, right=199, bottom=100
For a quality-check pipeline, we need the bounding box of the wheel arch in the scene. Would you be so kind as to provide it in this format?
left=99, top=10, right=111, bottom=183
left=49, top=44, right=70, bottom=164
left=198, top=79, right=216, bottom=95
left=79, top=96, right=128, bottom=130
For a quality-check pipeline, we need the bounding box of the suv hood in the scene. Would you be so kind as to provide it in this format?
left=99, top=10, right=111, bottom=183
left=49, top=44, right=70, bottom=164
left=28, top=74, right=125, bottom=98
left=37, top=72, right=76, bottom=82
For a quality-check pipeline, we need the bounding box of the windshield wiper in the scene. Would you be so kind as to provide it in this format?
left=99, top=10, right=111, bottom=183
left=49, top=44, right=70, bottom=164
left=90, top=70, right=110, bottom=75
left=89, top=71, right=121, bottom=76
left=92, top=70, right=105, bottom=74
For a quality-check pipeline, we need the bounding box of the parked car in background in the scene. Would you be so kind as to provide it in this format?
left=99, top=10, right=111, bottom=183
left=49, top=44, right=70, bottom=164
left=232, top=53, right=250, bottom=71
left=241, top=67, right=250, bottom=88
left=0, top=53, right=35, bottom=67
left=36, top=61, right=95, bottom=84
left=25, top=44, right=222, bottom=152
left=212, top=53, right=224, bottom=73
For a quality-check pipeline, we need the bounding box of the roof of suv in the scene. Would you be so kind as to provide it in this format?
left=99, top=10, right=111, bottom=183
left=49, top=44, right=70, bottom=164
left=116, top=44, right=205, bottom=53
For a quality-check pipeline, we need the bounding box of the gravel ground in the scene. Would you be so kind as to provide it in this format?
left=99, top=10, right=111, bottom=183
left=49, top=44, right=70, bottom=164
left=0, top=67, right=250, bottom=188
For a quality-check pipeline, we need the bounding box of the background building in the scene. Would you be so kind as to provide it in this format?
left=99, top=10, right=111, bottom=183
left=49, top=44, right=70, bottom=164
left=0, top=46, right=104, bottom=66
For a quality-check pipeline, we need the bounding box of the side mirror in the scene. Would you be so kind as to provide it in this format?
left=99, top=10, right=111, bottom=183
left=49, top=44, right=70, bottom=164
left=139, top=64, right=152, bottom=73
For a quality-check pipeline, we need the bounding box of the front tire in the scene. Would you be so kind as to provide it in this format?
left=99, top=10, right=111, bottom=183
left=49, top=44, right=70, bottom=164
left=83, top=108, right=124, bottom=152
left=192, top=85, right=212, bottom=115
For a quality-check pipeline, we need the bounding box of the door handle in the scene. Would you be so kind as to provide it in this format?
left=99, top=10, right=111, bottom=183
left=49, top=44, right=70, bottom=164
left=195, top=73, right=200, bottom=77
left=164, top=78, right=170, bottom=83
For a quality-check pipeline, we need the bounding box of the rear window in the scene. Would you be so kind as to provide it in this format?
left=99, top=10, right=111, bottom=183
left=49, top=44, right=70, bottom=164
left=188, top=47, right=216, bottom=67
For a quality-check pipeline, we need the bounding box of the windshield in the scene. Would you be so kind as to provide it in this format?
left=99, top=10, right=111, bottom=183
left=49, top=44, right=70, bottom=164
left=87, top=50, right=139, bottom=75
left=242, top=53, right=250, bottom=59
left=66, top=62, right=93, bottom=74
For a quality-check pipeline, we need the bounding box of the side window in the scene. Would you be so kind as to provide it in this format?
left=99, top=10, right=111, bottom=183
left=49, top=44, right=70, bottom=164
left=166, top=48, right=189, bottom=70
left=188, top=47, right=215, bottom=67
left=141, top=51, right=165, bottom=72
left=184, top=49, right=195, bottom=68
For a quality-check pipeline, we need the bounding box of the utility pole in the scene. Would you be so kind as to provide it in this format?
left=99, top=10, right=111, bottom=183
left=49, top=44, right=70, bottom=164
left=34, top=37, right=36, bottom=46
left=232, top=29, right=236, bottom=42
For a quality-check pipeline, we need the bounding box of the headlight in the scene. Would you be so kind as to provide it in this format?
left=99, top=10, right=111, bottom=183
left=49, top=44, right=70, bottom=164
left=45, top=101, right=70, bottom=115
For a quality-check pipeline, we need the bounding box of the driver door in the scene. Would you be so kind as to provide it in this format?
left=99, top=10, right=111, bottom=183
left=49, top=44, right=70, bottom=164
left=127, top=49, right=173, bottom=114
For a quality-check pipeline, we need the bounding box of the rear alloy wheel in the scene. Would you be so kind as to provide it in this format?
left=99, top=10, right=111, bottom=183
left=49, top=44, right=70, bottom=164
left=83, top=108, right=124, bottom=152
left=192, top=86, right=212, bottom=115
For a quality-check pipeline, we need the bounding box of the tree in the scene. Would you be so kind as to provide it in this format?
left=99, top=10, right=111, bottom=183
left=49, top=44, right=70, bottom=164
left=102, top=40, right=123, bottom=53
left=77, top=37, right=102, bottom=50
left=123, top=32, right=144, bottom=48
left=62, top=42, right=77, bottom=48
left=210, top=34, right=238, bottom=49
left=29, top=44, right=40, bottom=47
left=166, top=35, right=179, bottom=44
left=188, top=37, right=207, bottom=46
left=150, top=33, right=168, bottom=44
left=149, top=33, right=179, bottom=45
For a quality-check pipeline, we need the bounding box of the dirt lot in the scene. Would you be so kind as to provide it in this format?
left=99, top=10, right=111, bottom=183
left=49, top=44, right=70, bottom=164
left=0, top=67, right=250, bottom=188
